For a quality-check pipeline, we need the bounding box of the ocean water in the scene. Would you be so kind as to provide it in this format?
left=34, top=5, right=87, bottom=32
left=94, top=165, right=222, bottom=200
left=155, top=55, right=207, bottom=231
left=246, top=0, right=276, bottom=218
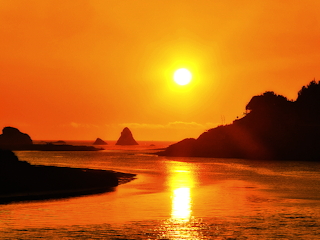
left=1, top=141, right=320, bottom=239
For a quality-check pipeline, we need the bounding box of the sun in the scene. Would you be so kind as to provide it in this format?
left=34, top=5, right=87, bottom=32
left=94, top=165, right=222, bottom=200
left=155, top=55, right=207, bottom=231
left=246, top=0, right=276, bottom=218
left=173, top=68, right=192, bottom=85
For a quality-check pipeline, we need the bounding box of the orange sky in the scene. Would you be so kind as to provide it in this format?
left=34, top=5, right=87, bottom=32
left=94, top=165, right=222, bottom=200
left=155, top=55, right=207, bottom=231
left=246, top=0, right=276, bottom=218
left=1, top=1, right=320, bottom=141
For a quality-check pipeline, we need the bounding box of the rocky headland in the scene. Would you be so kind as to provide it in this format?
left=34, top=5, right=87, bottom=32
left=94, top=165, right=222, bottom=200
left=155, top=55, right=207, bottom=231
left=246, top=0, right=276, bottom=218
left=0, top=127, right=32, bottom=148
left=159, top=80, right=320, bottom=161
left=0, top=127, right=102, bottom=151
left=0, top=149, right=136, bottom=203
left=116, top=127, right=138, bottom=145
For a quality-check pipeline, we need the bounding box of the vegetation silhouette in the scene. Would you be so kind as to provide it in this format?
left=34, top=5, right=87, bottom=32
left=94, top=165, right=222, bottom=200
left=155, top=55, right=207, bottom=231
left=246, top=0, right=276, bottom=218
left=159, top=80, right=320, bottom=161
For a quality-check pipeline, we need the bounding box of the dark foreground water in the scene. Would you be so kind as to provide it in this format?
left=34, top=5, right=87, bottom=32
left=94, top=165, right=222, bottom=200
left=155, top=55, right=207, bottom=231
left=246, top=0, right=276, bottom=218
left=1, top=142, right=320, bottom=239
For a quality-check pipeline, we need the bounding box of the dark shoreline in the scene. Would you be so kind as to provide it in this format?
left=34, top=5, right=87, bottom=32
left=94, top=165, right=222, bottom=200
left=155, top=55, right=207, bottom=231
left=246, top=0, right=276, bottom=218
left=0, top=164, right=136, bottom=204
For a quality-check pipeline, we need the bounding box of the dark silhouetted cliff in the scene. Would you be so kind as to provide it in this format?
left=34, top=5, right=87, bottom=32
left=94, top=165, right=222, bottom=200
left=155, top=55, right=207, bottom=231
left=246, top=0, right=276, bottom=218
left=159, top=80, right=320, bottom=161
left=116, top=127, right=138, bottom=145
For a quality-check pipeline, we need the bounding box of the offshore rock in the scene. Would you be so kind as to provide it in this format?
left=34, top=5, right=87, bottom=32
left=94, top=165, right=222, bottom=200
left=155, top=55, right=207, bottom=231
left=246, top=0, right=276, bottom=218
left=93, top=138, right=107, bottom=145
left=116, top=127, right=138, bottom=145
left=0, top=127, right=32, bottom=149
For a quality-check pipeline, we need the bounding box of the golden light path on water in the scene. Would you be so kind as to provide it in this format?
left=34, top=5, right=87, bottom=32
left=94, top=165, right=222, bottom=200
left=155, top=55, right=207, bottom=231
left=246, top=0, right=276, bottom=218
left=157, top=160, right=207, bottom=239
left=172, top=187, right=191, bottom=220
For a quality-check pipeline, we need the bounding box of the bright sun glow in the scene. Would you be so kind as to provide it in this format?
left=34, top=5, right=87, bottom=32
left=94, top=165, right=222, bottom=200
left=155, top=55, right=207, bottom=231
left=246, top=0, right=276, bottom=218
left=173, top=68, right=192, bottom=85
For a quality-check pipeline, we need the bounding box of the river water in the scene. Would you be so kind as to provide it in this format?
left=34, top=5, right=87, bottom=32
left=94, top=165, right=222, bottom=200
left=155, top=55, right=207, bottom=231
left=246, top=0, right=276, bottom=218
left=1, top=142, right=320, bottom=239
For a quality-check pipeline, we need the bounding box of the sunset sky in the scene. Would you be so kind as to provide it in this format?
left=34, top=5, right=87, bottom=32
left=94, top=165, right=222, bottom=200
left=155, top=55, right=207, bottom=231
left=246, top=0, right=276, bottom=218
left=1, top=1, right=320, bottom=141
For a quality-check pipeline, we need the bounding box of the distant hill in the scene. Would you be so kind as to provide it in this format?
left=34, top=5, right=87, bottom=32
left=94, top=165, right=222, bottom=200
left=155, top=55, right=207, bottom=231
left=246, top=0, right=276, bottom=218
left=159, top=80, right=320, bottom=161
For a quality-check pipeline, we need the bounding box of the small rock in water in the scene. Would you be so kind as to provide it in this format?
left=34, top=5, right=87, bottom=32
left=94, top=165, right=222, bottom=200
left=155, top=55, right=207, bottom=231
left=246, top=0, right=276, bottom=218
left=93, top=138, right=107, bottom=145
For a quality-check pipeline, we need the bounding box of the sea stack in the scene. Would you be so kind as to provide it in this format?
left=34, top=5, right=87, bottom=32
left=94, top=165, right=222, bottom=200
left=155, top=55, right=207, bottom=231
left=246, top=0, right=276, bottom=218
left=0, top=127, right=33, bottom=149
left=116, top=127, right=138, bottom=145
left=93, top=138, right=107, bottom=145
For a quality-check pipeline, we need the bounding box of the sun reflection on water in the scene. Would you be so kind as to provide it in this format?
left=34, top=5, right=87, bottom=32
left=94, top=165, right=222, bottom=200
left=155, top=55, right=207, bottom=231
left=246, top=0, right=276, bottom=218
left=156, top=160, right=208, bottom=239
left=172, top=187, right=191, bottom=221
left=168, top=162, right=194, bottom=222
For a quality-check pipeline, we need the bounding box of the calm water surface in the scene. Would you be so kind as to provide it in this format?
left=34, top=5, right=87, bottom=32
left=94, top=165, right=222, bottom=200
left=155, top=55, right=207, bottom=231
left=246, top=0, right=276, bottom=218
left=1, top=142, right=320, bottom=239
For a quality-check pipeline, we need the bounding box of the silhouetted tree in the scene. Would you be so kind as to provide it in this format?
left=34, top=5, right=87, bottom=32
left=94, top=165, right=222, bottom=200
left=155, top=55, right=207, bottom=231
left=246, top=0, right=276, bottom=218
left=296, top=80, right=320, bottom=124
left=246, top=91, right=290, bottom=114
left=297, top=80, right=320, bottom=101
